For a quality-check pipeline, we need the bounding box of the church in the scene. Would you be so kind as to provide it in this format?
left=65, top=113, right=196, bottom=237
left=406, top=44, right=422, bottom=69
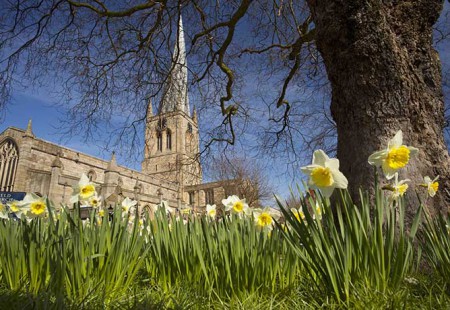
left=0, top=17, right=239, bottom=215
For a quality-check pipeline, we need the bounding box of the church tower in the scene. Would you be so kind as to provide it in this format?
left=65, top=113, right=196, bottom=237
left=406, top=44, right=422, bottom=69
left=142, top=15, right=202, bottom=204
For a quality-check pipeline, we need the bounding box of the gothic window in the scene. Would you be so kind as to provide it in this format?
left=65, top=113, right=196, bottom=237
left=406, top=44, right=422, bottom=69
left=205, top=189, right=214, bottom=205
left=166, top=129, right=172, bottom=150
left=157, top=132, right=163, bottom=151
left=87, top=170, right=96, bottom=182
left=0, top=139, right=19, bottom=191
left=187, top=123, right=193, bottom=133
left=189, top=191, right=195, bottom=205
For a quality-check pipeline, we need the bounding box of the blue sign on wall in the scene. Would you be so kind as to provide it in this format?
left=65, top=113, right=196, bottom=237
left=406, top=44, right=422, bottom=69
left=0, top=192, right=26, bottom=204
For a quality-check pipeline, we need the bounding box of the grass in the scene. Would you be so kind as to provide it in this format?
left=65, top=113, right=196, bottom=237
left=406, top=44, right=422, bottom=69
left=0, top=187, right=450, bottom=309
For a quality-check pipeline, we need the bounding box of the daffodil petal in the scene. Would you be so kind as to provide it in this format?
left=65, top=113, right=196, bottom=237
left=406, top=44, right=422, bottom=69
left=388, top=130, right=403, bottom=149
left=408, top=146, right=419, bottom=156
left=300, top=164, right=320, bottom=175
left=368, top=150, right=387, bottom=166
left=79, top=173, right=90, bottom=186
left=331, top=169, right=348, bottom=189
left=326, top=158, right=340, bottom=170
left=312, top=150, right=329, bottom=167
left=382, top=161, right=397, bottom=180
left=320, top=186, right=335, bottom=198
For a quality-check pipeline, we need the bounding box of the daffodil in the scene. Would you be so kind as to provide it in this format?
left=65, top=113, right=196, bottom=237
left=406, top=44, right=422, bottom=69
left=98, top=208, right=105, bottom=217
left=70, top=173, right=97, bottom=204
left=386, top=173, right=410, bottom=202
left=0, top=202, right=9, bottom=219
left=368, top=130, right=418, bottom=179
left=421, top=176, right=439, bottom=197
left=222, top=195, right=250, bottom=216
left=20, top=193, right=47, bottom=217
left=7, top=200, right=26, bottom=217
left=181, top=208, right=191, bottom=215
left=301, top=150, right=348, bottom=198
left=206, top=204, right=217, bottom=218
left=88, top=195, right=102, bottom=208
left=291, top=208, right=305, bottom=222
left=313, top=201, right=323, bottom=221
left=253, top=207, right=280, bottom=230
left=121, top=197, right=137, bottom=213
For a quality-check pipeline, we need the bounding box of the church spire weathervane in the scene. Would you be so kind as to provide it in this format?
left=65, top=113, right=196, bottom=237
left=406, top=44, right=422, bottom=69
left=160, top=14, right=190, bottom=115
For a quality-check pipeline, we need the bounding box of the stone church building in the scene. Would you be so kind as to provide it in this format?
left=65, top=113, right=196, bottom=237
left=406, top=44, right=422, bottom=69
left=0, top=17, right=238, bottom=215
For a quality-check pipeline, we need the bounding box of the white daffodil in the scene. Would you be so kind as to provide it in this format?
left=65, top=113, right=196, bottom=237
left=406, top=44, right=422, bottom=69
left=70, top=173, right=97, bottom=204
left=388, top=173, right=410, bottom=202
left=301, top=150, right=348, bottom=198
left=121, top=197, right=137, bottom=213
left=7, top=200, right=26, bottom=217
left=421, top=176, right=439, bottom=197
left=253, top=207, right=280, bottom=230
left=222, top=195, right=250, bottom=215
left=20, top=193, right=47, bottom=217
left=0, top=202, right=9, bottom=219
left=206, top=204, right=217, bottom=218
left=87, top=195, right=102, bottom=208
left=368, top=130, right=418, bottom=179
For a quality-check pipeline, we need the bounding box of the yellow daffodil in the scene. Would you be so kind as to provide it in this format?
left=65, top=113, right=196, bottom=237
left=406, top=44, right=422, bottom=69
left=222, top=195, right=250, bottom=216
left=368, top=130, right=418, bottom=179
left=253, top=207, right=280, bottom=230
left=98, top=208, right=105, bottom=217
left=20, top=193, right=47, bottom=217
left=181, top=208, right=191, bottom=215
left=291, top=208, right=305, bottom=222
left=301, top=150, right=348, bottom=198
left=70, top=173, right=97, bottom=204
left=421, top=176, right=439, bottom=197
left=206, top=204, right=217, bottom=218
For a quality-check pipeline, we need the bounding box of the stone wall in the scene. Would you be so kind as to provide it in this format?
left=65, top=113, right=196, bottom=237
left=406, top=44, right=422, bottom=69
left=0, top=127, right=180, bottom=212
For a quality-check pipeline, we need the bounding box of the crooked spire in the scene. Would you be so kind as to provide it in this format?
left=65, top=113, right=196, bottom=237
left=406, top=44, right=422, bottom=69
left=160, top=14, right=190, bottom=115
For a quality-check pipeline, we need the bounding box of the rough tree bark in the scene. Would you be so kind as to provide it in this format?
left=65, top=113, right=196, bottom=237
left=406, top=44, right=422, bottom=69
left=307, top=0, right=450, bottom=217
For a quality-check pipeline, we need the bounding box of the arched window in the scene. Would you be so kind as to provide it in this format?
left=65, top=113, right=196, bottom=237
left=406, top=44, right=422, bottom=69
left=0, top=139, right=19, bottom=191
left=166, top=129, right=172, bottom=150
left=87, top=170, right=96, bottom=182
left=157, top=132, right=163, bottom=151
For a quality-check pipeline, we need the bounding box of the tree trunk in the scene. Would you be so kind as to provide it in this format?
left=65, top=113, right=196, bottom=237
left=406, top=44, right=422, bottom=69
left=307, top=0, right=450, bottom=218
